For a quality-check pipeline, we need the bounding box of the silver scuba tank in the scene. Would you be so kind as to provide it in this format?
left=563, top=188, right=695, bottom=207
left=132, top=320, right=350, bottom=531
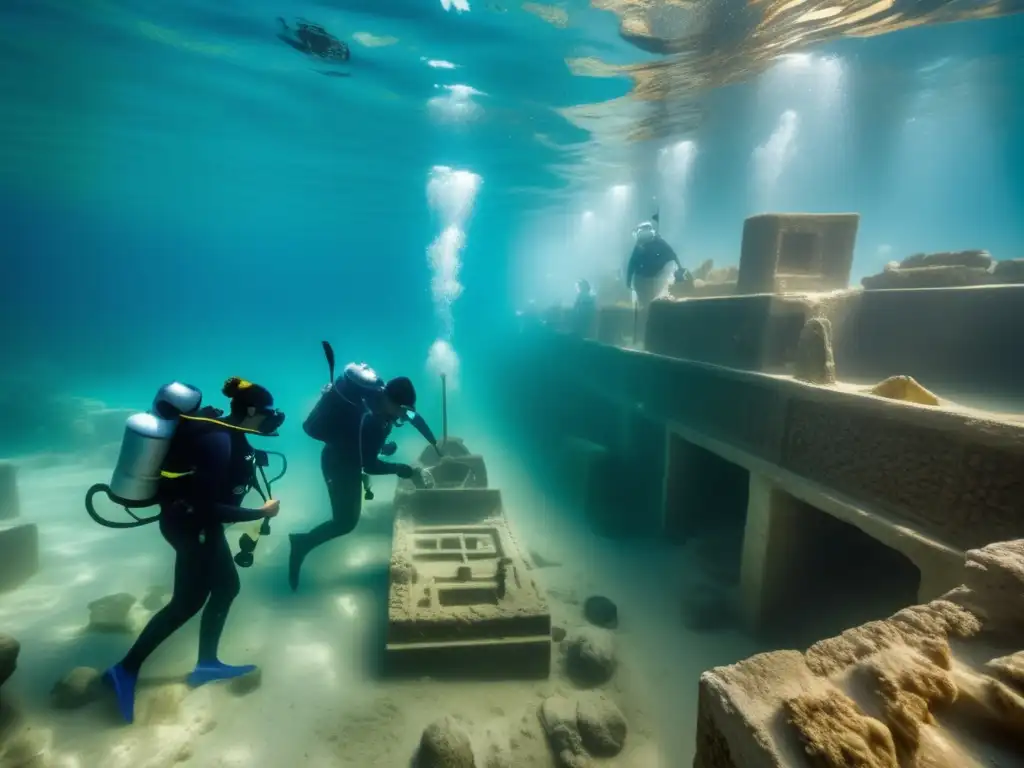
left=108, top=382, right=203, bottom=503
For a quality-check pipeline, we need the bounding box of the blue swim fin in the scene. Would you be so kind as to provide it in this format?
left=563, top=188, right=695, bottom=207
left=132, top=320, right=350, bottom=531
left=105, top=663, right=138, bottom=724
left=187, top=660, right=257, bottom=688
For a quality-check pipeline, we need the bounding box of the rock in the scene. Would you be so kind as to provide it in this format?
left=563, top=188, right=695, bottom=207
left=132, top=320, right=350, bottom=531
left=564, top=628, right=616, bottom=687
left=87, top=593, right=138, bottom=633
left=552, top=626, right=567, bottom=643
left=862, top=264, right=993, bottom=290
left=0, top=524, right=39, bottom=593
left=867, top=375, right=940, bottom=407
left=227, top=668, right=262, bottom=697
left=0, top=463, right=19, bottom=521
left=575, top=692, right=627, bottom=757
left=390, top=556, right=418, bottom=585
left=993, top=258, right=1024, bottom=284
left=900, top=250, right=993, bottom=270
left=582, top=596, right=618, bottom=629
left=141, top=585, right=171, bottom=612
left=50, top=667, right=103, bottom=709
left=0, top=635, right=20, bottom=689
left=417, top=715, right=475, bottom=768
left=539, top=696, right=590, bottom=768
left=793, top=316, right=836, bottom=385
left=682, top=585, right=738, bottom=633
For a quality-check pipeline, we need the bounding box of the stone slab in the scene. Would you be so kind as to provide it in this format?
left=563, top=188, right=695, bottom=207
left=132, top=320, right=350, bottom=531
left=386, top=513, right=551, bottom=677
left=0, top=523, right=38, bottom=593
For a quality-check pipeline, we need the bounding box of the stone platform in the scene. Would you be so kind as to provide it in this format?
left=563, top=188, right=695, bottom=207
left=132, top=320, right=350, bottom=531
left=694, top=538, right=1024, bottom=768
left=386, top=444, right=551, bottom=678
left=0, top=522, right=38, bottom=593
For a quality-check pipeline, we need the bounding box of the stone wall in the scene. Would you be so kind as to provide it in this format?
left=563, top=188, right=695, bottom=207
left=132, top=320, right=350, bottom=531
left=516, top=331, right=1024, bottom=552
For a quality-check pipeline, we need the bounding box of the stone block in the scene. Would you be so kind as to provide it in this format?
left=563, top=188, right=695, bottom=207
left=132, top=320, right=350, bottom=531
left=695, top=539, right=1024, bottom=768
left=737, top=213, right=859, bottom=296
left=386, top=515, right=551, bottom=678
left=0, top=523, right=38, bottom=593
left=0, top=463, right=18, bottom=520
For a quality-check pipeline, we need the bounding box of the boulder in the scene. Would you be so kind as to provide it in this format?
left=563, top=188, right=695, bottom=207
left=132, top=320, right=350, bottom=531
left=87, top=593, right=138, bottom=633
left=564, top=628, right=617, bottom=687
left=0, top=523, right=39, bottom=593
left=582, top=596, right=618, bottom=629
left=539, top=695, right=589, bottom=768
left=576, top=692, right=627, bottom=757
left=793, top=316, right=836, bottom=385
left=0, top=635, right=19, bottom=689
left=51, top=667, right=103, bottom=709
left=0, top=462, right=18, bottom=521
left=417, top=715, right=476, bottom=768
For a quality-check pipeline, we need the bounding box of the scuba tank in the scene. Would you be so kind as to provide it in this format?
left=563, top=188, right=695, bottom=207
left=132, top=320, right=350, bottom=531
left=110, top=382, right=203, bottom=504
left=85, top=382, right=202, bottom=528
left=303, top=344, right=383, bottom=441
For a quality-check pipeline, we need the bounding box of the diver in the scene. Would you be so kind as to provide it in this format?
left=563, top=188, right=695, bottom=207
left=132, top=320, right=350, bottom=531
left=277, top=17, right=350, bottom=62
left=104, top=377, right=285, bottom=725
left=290, top=354, right=441, bottom=592
left=625, top=215, right=684, bottom=348
left=572, top=279, right=598, bottom=337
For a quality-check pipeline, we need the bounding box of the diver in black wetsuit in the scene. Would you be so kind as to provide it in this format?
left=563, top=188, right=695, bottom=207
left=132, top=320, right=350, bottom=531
left=289, top=368, right=438, bottom=591
left=277, top=17, right=350, bottom=61
left=105, top=377, right=286, bottom=725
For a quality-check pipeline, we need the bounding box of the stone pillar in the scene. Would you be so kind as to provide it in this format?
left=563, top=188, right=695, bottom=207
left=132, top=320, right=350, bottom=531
left=738, top=474, right=813, bottom=633
left=0, top=462, right=19, bottom=521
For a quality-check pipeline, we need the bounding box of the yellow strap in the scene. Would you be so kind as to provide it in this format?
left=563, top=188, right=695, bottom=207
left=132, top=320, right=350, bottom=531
left=160, top=470, right=194, bottom=479
left=179, top=414, right=264, bottom=435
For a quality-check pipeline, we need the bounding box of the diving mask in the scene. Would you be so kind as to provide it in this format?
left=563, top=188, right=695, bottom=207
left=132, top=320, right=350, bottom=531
left=255, top=408, right=287, bottom=436
left=633, top=222, right=657, bottom=242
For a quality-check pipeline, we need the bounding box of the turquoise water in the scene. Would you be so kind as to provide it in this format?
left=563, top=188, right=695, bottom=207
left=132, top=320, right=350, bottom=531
left=1, top=1, right=1023, bottom=765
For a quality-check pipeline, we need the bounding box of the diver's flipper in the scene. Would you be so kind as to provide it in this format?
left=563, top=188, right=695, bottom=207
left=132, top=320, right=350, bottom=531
left=105, top=664, right=138, bottom=724
left=187, top=661, right=257, bottom=688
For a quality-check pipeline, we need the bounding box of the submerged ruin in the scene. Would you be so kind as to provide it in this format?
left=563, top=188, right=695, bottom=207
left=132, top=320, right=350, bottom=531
left=518, top=208, right=1024, bottom=759
left=387, top=437, right=553, bottom=678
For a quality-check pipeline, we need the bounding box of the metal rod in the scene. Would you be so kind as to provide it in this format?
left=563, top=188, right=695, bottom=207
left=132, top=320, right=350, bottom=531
left=440, top=373, right=449, bottom=445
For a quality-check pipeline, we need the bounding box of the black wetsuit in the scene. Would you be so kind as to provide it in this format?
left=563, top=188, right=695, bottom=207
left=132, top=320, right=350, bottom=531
left=119, top=413, right=265, bottom=675
left=302, top=388, right=407, bottom=553
left=626, top=236, right=681, bottom=290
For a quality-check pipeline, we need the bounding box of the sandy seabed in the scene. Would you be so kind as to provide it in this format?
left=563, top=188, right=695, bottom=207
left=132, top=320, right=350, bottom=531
left=0, top=439, right=762, bottom=768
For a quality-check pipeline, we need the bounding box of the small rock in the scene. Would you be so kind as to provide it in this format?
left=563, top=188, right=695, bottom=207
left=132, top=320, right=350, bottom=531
left=539, top=696, right=590, bottom=768
left=417, top=714, right=475, bottom=768
left=793, top=316, right=836, bottom=385
left=87, top=593, right=137, bottom=633
left=868, top=375, right=940, bottom=407
left=565, top=629, right=616, bottom=687
left=0, top=634, right=19, bottom=688
left=582, top=596, right=617, bottom=629
left=552, top=626, right=567, bottom=643
left=576, top=692, right=627, bottom=757
left=142, top=586, right=171, bottom=612
left=50, top=667, right=103, bottom=709
left=227, top=668, right=262, bottom=697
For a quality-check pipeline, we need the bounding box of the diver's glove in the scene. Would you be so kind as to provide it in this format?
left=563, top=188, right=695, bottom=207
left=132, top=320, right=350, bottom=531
left=395, top=464, right=415, bottom=480
left=380, top=441, right=397, bottom=457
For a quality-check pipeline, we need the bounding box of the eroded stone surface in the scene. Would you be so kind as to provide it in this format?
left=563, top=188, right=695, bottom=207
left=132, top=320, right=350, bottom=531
left=387, top=490, right=550, bottom=675
left=0, top=523, right=38, bottom=593
left=694, top=538, right=1024, bottom=768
